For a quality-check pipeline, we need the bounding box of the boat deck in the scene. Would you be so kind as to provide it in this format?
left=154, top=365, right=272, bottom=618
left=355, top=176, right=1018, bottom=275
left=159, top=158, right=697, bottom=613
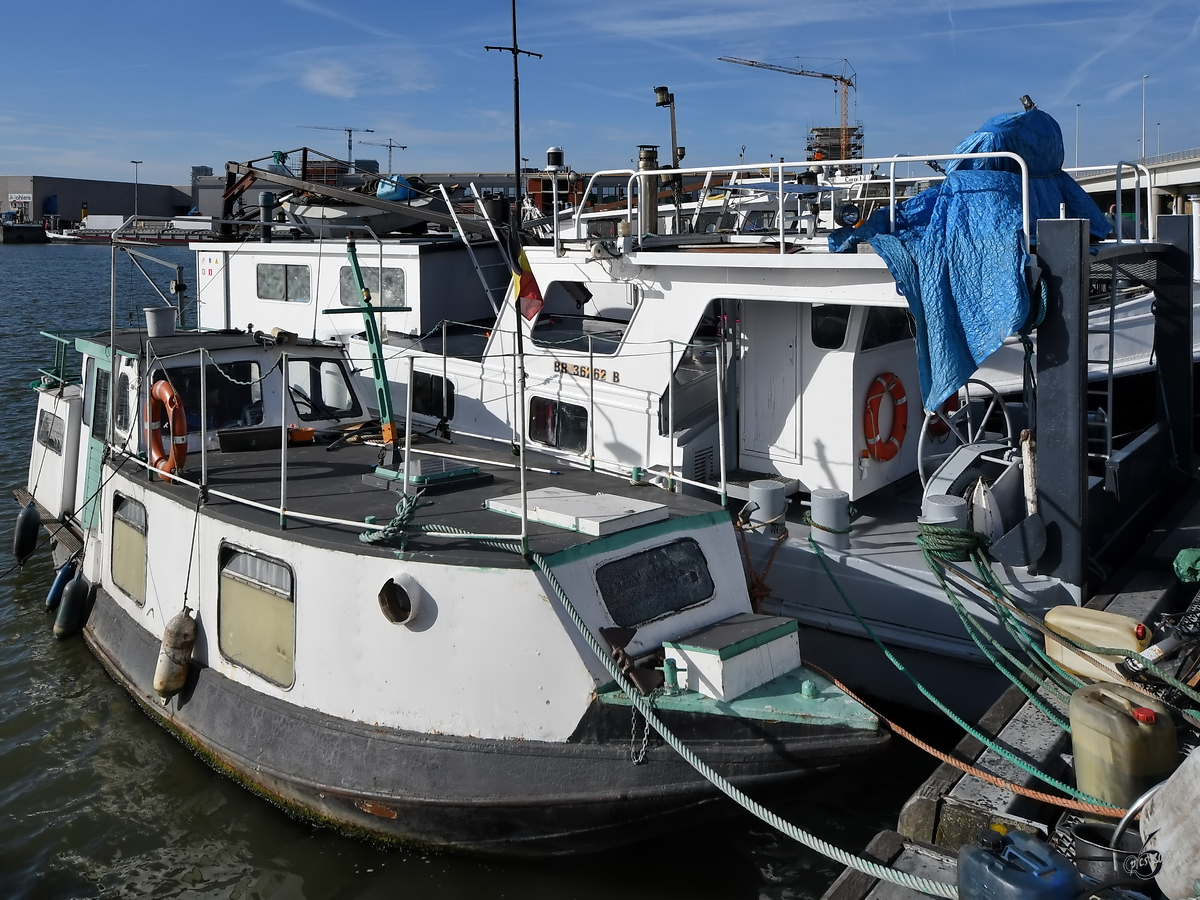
left=130, top=434, right=724, bottom=568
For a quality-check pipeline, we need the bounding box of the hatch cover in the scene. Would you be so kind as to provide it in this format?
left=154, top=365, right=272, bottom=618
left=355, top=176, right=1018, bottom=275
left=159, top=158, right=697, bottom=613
left=485, top=487, right=668, bottom=536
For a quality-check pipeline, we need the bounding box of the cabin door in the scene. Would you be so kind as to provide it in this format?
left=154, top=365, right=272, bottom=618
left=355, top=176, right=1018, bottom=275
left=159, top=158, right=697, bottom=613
left=79, top=365, right=109, bottom=529
left=739, top=301, right=801, bottom=463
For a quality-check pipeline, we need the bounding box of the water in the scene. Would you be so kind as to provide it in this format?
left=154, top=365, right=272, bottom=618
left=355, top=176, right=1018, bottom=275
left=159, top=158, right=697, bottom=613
left=0, top=244, right=949, bottom=898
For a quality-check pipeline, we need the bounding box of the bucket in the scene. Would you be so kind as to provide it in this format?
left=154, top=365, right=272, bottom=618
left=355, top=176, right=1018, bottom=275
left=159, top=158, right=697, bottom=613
left=1069, top=822, right=1142, bottom=880
left=144, top=306, right=177, bottom=338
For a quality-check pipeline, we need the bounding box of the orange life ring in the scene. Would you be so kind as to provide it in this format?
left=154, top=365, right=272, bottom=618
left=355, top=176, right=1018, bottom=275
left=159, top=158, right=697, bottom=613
left=146, top=379, right=187, bottom=480
left=864, top=372, right=908, bottom=462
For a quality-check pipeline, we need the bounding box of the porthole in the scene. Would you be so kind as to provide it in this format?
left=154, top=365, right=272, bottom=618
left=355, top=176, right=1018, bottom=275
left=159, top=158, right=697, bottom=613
left=379, top=577, right=419, bottom=625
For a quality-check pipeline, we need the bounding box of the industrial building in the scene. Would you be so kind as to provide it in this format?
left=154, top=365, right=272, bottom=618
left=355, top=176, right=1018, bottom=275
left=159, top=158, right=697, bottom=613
left=0, top=174, right=193, bottom=229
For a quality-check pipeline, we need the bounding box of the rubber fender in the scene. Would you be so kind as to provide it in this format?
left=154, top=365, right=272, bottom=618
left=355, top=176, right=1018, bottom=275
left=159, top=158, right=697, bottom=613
left=54, top=576, right=90, bottom=640
left=45, top=560, right=76, bottom=612
left=153, top=608, right=197, bottom=699
left=13, top=502, right=41, bottom=565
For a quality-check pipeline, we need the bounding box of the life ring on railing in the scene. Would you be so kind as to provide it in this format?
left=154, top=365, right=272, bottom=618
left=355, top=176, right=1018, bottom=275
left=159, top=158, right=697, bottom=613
left=927, top=393, right=961, bottom=438
left=864, top=372, right=908, bottom=462
left=146, top=379, right=187, bottom=480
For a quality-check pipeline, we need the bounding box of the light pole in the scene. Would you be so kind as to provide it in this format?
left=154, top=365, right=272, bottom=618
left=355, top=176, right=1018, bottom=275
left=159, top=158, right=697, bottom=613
left=654, top=86, right=684, bottom=234
left=1157, top=122, right=1161, bottom=158
left=1141, top=74, right=1148, bottom=160
left=1080, top=105, right=1089, bottom=170
left=130, top=160, right=142, bottom=220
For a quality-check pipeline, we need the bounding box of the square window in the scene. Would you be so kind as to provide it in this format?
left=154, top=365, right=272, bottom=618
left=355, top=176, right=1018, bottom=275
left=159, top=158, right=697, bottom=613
left=218, top=547, right=295, bottom=688
left=112, top=495, right=147, bottom=606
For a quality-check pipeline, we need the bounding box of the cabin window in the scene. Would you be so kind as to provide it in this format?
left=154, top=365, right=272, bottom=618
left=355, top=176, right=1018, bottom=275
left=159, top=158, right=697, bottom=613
left=741, top=210, right=777, bottom=233
left=529, top=397, right=587, bottom=452
left=861, top=307, right=915, bottom=351
left=286, top=359, right=362, bottom=421
left=696, top=210, right=737, bottom=233
left=595, top=538, right=714, bottom=627
left=154, top=363, right=263, bottom=431
left=256, top=264, right=310, bottom=302
left=82, top=358, right=95, bottom=428
left=93, top=369, right=110, bottom=439
left=410, top=371, right=455, bottom=420
left=115, top=373, right=132, bottom=432
left=338, top=266, right=405, bottom=308
left=111, top=494, right=147, bottom=607
left=36, top=410, right=65, bottom=455
left=811, top=304, right=852, bottom=350
left=218, top=546, right=294, bottom=688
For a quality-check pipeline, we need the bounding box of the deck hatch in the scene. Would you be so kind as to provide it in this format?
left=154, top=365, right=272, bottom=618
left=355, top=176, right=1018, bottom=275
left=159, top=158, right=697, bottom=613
left=485, top=487, right=667, bottom=536
left=595, top=537, right=714, bottom=627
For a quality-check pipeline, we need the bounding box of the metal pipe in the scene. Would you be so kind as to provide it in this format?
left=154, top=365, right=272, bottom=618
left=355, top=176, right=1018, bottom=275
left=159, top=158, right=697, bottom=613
left=516, top=326, right=529, bottom=551
left=778, top=162, right=785, bottom=255
left=690, top=170, right=713, bottom=233
left=588, top=334, right=595, bottom=471
left=1138, top=162, right=1154, bottom=241
left=715, top=327, right=727, bottom=508
left=199, top=348, right=207, bottom=489
left=403, top=355, right=414, bottom=496
left=667, top=339, right=675, bottom=489
left=442, top=319, right=449, bottom=423
left=109, top=239, right=117, bottom=447
left=280, top=351, right=288, bottom=528
left=551, top=170, right=560, bottom=256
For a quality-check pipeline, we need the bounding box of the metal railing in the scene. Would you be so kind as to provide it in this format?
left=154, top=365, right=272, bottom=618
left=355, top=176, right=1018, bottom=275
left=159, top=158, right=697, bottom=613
left=575, top=153, right=1032, bottom=256
left=1063, top=163, right=1153, bottom=242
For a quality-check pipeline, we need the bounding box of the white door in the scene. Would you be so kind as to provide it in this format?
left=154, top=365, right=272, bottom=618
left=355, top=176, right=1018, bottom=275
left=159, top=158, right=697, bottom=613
left=740, top=302, right=801, bottom=462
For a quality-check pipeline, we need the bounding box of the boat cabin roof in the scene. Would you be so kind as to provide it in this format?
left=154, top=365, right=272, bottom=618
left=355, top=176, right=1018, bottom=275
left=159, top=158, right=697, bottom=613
left=78, top=328, right=344, bottom=360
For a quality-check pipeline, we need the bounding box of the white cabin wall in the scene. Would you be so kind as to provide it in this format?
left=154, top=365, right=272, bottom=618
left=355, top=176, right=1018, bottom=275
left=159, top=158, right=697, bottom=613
left=849, top=326, right=921, bottom=499
left=194, top=249, right=229, bottom=331
left=798, top=311, right=857, bottom=492
left=28, top=384, right=83, bottom=519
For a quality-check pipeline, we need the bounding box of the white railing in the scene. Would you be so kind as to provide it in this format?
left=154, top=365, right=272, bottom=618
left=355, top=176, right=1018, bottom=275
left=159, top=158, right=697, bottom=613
left=1064, top=163, right=1153, bottom=243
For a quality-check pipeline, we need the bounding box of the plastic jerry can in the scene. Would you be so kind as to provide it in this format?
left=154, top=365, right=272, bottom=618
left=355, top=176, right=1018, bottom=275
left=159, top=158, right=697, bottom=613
left=957, top=827, right=1083, bottom=900
left=1043, top=606, right=1150, bottom=682
left=1069, top=682, right=1178, bottom=808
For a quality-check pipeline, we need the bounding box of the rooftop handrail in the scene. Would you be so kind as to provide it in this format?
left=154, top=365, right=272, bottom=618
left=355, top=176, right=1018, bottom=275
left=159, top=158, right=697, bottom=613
left=620, top=151, right=1031, bottom=255
left=573, top=169, right=635, bottom=238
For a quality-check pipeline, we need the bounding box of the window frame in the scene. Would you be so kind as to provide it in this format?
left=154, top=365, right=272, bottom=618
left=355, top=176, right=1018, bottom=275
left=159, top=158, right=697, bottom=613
left=255, top=263, right=311, bottom=303
left=111, top=493, right=148, bottom=607
left=285, top=357, right=364, bottom=422
left=36, top=409, right=65, bottom=455
left=337, top=265, right=406, bottom=309
left=216, top=543, right=297, bottom=689
left=528, top=396, right=588, bottom=453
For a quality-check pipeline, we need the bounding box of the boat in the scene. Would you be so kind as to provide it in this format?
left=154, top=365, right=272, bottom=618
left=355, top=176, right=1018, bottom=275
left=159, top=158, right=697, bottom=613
left=12, top=242, right=887, bottom=855
left=190, top=103, right=1196, bottom=720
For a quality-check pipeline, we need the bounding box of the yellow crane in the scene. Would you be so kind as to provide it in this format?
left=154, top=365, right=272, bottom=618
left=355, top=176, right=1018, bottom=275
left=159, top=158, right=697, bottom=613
left=718, top=57, right=856, bottom=160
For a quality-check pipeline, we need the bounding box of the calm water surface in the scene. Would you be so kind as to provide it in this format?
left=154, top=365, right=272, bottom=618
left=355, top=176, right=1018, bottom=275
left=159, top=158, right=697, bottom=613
left=0, top=244, right=947, bottom=899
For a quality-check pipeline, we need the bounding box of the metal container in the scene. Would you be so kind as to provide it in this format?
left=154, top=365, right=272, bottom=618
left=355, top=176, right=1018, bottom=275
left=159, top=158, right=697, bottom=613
left=144, top=306, right=176, bottom=338
left=1068, top=822, right=1142, bottom=880
left=637, top=145, right=660, bottom=238
left=1069, top=682, right=1178, bottom=808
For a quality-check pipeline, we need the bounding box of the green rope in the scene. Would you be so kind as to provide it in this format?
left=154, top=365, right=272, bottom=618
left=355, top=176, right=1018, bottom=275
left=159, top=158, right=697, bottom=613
left=807, top=533, right=1121, bottom=812
left=915, top=526, right=1072, bottom=731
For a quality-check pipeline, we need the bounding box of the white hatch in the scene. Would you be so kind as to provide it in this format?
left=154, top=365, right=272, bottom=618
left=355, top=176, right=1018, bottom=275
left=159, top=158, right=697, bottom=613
left=485, top=487, right=668, bottom=536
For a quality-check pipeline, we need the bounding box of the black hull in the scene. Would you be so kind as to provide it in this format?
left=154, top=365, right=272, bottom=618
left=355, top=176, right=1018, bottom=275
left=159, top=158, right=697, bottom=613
left=83, top=587, right=887, bottom=855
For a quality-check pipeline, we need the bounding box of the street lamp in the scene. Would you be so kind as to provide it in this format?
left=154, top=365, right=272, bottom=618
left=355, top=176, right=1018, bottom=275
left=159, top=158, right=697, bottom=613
left=654, top=86, right=684, bottom=235
left=130, top=160, right=143, bottom=221
left=1157, top=122, right=1161, bottom=158
left=1141, top=74, right=1148, bottom=160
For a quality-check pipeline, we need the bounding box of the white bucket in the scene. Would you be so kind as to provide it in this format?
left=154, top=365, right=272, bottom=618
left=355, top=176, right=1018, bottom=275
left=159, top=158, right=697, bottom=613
left=144, top=306, right=177, bottom=338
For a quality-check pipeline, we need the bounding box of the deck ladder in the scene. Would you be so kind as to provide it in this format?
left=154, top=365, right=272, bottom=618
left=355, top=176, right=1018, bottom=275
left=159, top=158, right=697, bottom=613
left=438, top=183, right=511, bottom=315
left=1084, top=263, right=1120, bottom=467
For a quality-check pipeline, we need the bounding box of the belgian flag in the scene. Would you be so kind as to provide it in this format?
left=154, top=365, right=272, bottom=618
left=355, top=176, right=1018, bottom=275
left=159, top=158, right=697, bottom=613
left=508, top=227, right=543, bottom=320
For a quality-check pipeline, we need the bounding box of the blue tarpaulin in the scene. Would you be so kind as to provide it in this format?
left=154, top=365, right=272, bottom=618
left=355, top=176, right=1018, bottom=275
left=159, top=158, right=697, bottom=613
left=829, top=107, right=1111, bottom=410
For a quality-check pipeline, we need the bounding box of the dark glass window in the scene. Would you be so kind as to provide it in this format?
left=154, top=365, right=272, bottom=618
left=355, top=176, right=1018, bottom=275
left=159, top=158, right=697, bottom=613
left=154, top=362, right=263, bottom=432
left=93, top=369, right=110, bottom=438
left=528, top=397, right=587, bottom=452
left=595, top=538, right=715, bottom=627
left=115, top=373, right=132, bottom=432
left=286, top=359, right=362, bottom=422
left=861, top=307, right=914, bottom=350
left=37, top=410, right=65, bottom=454
left=811, top=304, right=852, bottom=350
left=410, top=371, right=455, bottom=420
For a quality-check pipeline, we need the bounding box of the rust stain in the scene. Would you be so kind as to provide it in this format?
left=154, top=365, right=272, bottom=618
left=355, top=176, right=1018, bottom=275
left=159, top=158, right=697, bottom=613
left=355, top=798, right=399, bottom=820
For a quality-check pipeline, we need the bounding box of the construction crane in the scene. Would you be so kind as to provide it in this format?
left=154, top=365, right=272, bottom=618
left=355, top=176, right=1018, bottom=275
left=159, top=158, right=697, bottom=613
left=718, top=57, right=856, bottom=160
left=297, top=125, right=374, bottom=171
left=358, top=138, right=407, bottom=173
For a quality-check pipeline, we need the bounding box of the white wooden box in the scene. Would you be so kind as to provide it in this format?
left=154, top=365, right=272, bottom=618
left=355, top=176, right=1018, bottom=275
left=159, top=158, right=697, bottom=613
left=664, top=613, right=800, bottom=701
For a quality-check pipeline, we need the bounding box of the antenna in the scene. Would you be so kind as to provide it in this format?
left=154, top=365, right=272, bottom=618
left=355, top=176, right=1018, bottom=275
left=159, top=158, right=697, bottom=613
left=297, top=125, right=374, bottom=172
left=358, top=138, right=407, bottom=173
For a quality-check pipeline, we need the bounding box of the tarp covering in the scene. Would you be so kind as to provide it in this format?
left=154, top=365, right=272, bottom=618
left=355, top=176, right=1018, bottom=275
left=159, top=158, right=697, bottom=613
left=829, top=107, right=1111, bottom=410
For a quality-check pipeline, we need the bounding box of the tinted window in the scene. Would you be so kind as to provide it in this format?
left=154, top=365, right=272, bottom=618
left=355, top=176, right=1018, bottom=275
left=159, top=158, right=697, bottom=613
left=155, top=362, right=263, bottom=432
left=811, top=305, right=852, bottom=350
left=37, top=410, right=65, bottom=454
left=862, top=307, right=914, bottom=350
left=410, top=371, right=455, bottom=420
left=595, top=539, right=715, bottom=627
left=115, top=373, right=132, bottom=432
left=529, top=397, right=587, bottom=452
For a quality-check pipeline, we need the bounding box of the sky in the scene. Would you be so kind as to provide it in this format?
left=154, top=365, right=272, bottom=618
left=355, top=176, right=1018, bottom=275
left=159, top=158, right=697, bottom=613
left=2, top=0, right=1198, bottom=186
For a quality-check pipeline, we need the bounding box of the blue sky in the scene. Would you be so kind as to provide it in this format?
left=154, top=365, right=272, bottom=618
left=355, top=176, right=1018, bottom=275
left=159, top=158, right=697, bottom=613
left=2, top=1, right=1198, bottom=186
